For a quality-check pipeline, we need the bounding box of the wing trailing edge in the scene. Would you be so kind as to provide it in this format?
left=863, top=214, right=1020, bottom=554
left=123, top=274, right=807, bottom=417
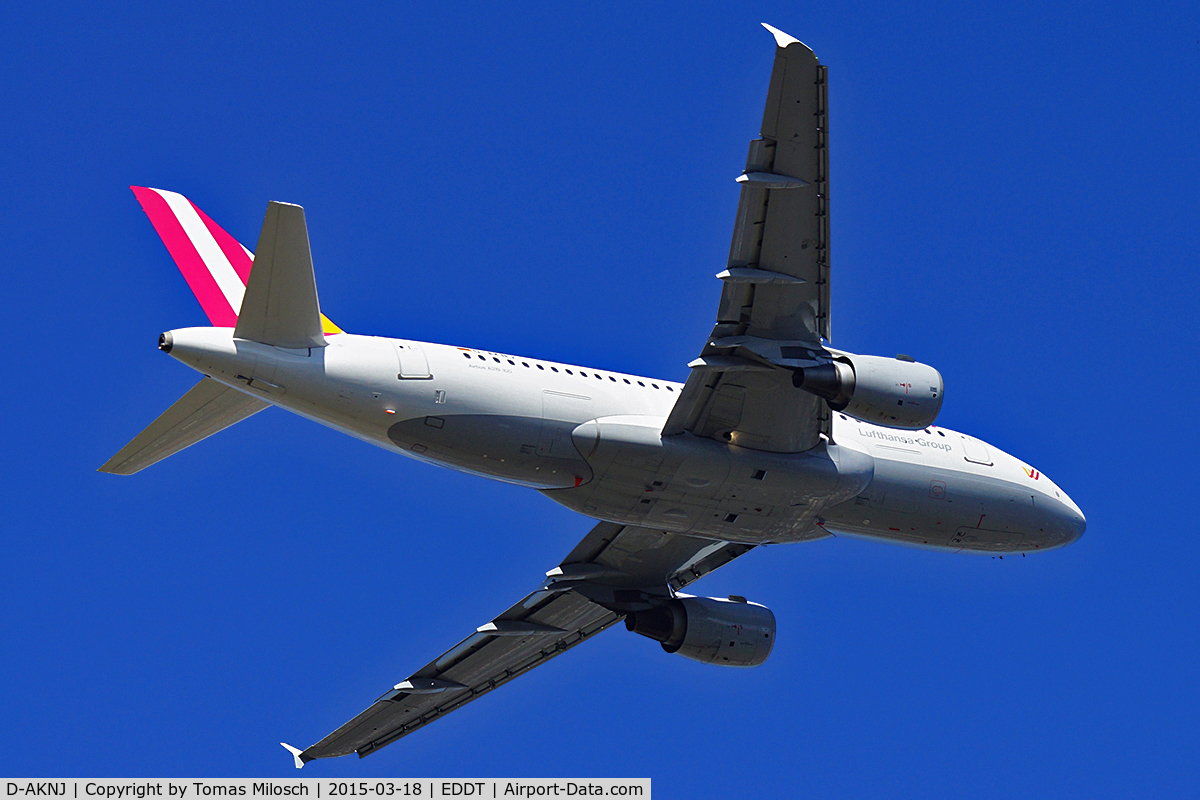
left=283, top=522, right=754, bottom=765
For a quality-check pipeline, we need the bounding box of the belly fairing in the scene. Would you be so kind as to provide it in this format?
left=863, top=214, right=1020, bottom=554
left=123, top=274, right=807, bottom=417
left=546, top=415, right=874, bottom=543
left=386, top=413, right=591, bottom=489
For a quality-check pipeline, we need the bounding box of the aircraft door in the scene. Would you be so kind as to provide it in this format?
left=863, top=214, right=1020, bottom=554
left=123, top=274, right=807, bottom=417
left=395, top=341, right=431, bottom=379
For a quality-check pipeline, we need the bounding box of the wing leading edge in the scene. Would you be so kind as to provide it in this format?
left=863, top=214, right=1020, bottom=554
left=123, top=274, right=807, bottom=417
left=288, top=523, right=753, bottom=765
left=664, top=25, right=832, bottom=454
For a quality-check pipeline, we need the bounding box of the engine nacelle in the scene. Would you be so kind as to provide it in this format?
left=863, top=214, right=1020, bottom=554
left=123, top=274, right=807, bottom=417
left=793, top=352, right=943, bottom=430
left=625, top=595, right=775, bottom=667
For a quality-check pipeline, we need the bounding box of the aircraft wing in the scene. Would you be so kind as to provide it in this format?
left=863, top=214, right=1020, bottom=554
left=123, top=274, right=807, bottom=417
left=288, top=523, right=753, bottom=765
left=664, top=25, right=832, bottom=454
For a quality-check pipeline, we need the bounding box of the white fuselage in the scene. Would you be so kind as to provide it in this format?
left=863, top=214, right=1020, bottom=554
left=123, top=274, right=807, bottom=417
left=164, top=328, right=1085, bottom=554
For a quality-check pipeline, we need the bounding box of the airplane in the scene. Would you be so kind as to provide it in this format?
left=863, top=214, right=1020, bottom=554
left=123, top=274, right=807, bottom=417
left=100, top=24, right=1085, bottom=768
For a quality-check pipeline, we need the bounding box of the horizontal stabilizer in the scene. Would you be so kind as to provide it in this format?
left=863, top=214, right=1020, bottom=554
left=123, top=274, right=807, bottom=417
left=98, top=378, right=268, bottom=475
left=234, top=202, right=327, bottom=349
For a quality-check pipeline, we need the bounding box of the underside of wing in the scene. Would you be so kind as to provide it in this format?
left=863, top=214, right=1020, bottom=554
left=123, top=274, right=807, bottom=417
left=665, top=26, right=832, bottom=454
left=555, top=521, right=755, bottom=595
left=300, top=589, right=621, bottom=761
left=289, top=522, right=754, bottom=765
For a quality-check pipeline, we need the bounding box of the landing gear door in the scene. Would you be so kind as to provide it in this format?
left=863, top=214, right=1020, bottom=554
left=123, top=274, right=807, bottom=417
left=395, top=341, right=431, bottom=379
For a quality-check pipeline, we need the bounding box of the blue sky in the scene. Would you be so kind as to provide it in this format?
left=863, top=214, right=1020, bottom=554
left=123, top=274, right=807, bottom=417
left=2, top=1, right=1198, bottom=795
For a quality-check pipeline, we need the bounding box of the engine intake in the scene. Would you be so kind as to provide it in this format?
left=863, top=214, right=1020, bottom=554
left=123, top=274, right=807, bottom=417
left=625, top=595, right=775, bottom=667
left=793, top=352, right=943, bottom=430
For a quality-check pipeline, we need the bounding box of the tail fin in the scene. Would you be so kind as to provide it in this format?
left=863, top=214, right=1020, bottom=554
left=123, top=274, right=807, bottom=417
left=98, top=378, right=269, bottom=475
left=131, top=187, right=342, bottom=335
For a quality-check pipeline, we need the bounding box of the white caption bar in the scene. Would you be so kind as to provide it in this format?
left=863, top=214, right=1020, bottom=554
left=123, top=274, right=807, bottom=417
left=1, top=780, right=650, bottom=800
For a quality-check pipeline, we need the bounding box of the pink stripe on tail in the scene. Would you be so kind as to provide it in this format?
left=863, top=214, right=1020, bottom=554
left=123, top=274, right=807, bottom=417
left=131, top=186, right=238, bottom=326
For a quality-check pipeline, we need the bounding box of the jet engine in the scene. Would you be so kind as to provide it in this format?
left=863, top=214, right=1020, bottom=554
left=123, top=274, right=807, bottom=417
left=625, top=595, right=775, bottom=667
left=793, top=352, right=943, bottom=430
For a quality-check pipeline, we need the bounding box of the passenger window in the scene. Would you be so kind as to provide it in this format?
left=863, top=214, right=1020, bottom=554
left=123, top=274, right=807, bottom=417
left=666, top=386, right=674, bottom=391
left=651, top=384, right=659, bottom=389
left=609, top=376, right=616, bottom=382
left=551, top=367, right=559, bottom=373
left=507, top=360, right=515, bottom=365
left=637, top=381, right=645, bottom=387
left=522, top=362, right=530, bottom=367
left=537, top=364, right=544, bottom=370
left=566, top=369, right=573, bottom=375
left=624, top=379, right=631, bottom=384
left=462, top=352, right=471, bottom=359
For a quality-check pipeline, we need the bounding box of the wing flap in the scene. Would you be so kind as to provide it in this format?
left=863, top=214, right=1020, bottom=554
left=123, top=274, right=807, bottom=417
left=98, top=378, right=268, bottom=475
left=559, top=522, right=755, bottom=592
left=300, top=590, right=620, bottom=761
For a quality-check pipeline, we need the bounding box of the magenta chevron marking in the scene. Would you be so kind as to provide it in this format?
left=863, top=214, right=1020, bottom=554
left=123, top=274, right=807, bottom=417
left=131, top=186, right=237, bottom=326
left=155, top=189, right=246, bottom=314
left=193, top=201, right=254, bottom=285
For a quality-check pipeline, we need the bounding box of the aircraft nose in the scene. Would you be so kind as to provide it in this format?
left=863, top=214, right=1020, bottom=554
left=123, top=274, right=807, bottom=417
left=1056, top=491, right=1086, bottom=545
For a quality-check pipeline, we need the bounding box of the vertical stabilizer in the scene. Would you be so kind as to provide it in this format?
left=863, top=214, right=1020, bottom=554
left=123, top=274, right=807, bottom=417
left=131, top=186, right=251, bottom=327
left=130, top=187, right=343, bottom=335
